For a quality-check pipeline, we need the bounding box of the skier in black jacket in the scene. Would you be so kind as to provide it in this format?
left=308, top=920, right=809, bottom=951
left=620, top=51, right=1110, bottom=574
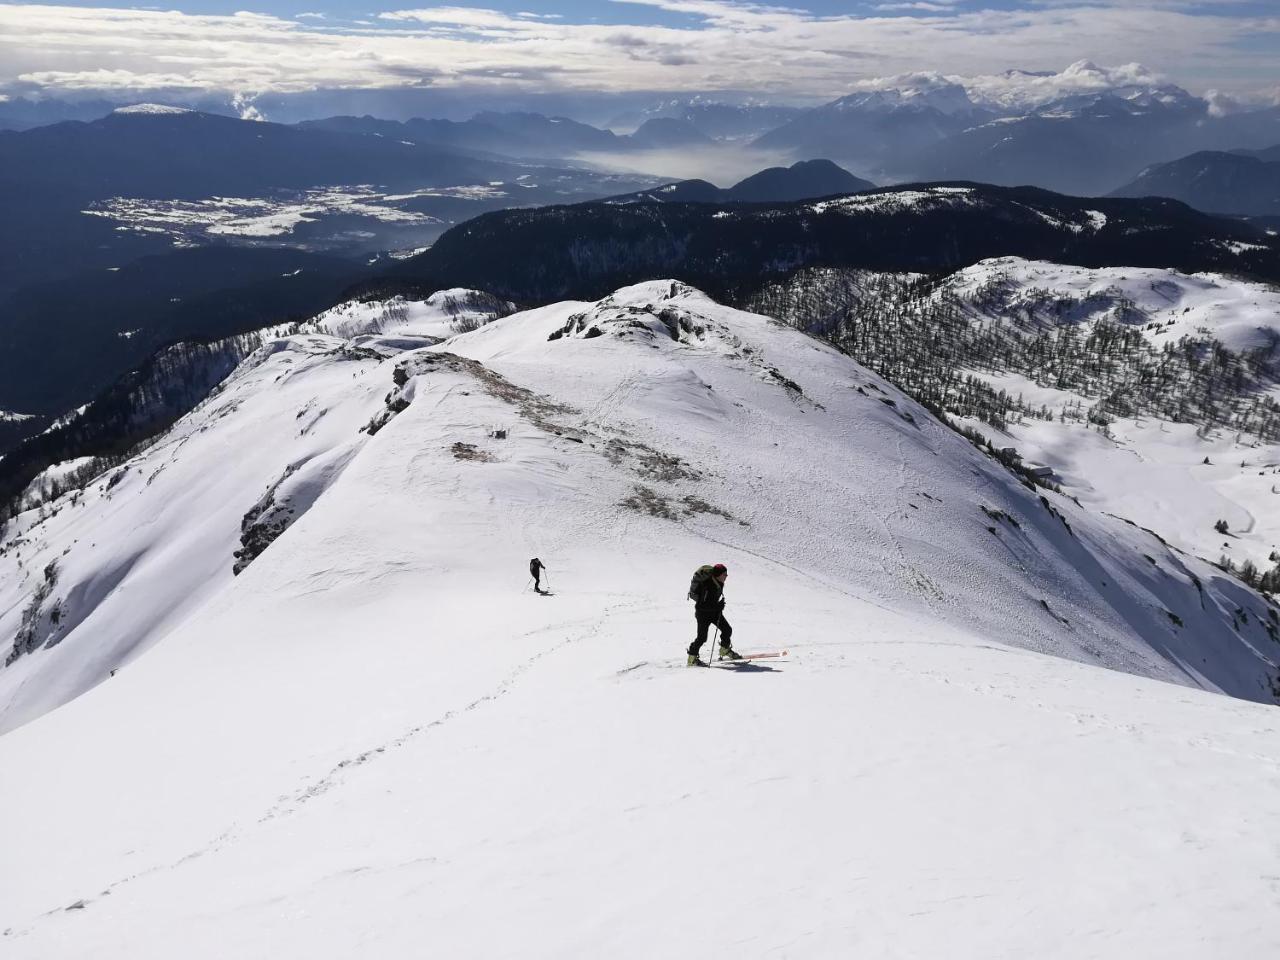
left=529, top=557, right=547, bottom=595
left=688, top=563, right=741, bottom=665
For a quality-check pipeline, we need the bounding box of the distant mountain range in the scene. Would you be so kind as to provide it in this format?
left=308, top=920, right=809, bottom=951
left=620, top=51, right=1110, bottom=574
left=1111, top=146, right=1280, bottom=216
left=299, top=111, right=718, bottom=157
left=14, top=74, right=1280, bottom=206
left=381, top=184, right=1280, bottom=306
left=754, top=82, right=993, bottom=178
left=605, top=98, right=805, bottom=140
left=605, top=160, right=874, bottom=204
left=0, top=96, right=120, bottom=131
left=752, top=70, right=1280, bottom=196
left=300, top=74, right=1280, bottom=199
left=2, top=107, right=517, bottom=201
left=909, top=86, right=1211, bottom=197
left=627, top=117, right=715, bottom=150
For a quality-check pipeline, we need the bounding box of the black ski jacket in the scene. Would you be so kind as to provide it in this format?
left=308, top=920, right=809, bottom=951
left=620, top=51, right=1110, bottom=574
left=692, top=577, right=726, bottom=617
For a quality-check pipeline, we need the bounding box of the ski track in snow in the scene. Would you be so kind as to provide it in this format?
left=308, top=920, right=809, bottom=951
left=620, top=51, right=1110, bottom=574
left=4, top=598, right=659, bottom=943
left=269, top=597, right=656, bottom=816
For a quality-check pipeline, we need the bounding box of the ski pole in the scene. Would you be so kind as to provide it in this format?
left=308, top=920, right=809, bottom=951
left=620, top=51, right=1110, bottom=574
left=711, top=622, right=720, bottom=661
left=543, top=568, right=552, bottom=594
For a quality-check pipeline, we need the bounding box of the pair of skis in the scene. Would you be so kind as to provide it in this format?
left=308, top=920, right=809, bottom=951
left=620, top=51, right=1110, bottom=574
left=704, top=650, right=787, bottom=667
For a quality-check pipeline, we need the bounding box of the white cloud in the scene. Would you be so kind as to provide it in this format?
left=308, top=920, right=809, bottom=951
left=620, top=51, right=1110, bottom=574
left=874, top=2, right=962, bottom=11
left=379, top=6, right=546, bottom=30
left=0, top=2, right=1275, bottom=103
left=231, top=91, right=265, bottom=120
left=609, top=0, right=812, bottom=27
left=961, top=61, right=1174, bottom=111
left=19, top=68, right=213, bottom=91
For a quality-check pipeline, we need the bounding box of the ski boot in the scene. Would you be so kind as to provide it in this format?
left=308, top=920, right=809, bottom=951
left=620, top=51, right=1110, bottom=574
left=718, top=644, right=743, bottom=661
left=687, top=653, right=707, bottom=667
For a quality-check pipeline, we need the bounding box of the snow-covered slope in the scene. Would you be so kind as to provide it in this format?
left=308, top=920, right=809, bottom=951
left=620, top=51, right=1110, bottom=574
left=940, top=258, right=1280, bottom=571
left=0, top=291, right=510, bottom=730
left=0, top=333, right=393, bottom=729
left=301, top=288, right=514, bottom=342
left=943, top=257, right=1280, bottom=356
left=2, top=283, right=1279, bottom=957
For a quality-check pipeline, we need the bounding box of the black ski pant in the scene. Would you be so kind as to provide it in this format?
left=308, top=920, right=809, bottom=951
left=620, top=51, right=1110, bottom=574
left=689, top=611, right=732, bottom=657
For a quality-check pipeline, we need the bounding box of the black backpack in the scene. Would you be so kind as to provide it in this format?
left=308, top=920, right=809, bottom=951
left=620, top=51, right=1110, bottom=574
left=687, top=564, right=715, bottom=601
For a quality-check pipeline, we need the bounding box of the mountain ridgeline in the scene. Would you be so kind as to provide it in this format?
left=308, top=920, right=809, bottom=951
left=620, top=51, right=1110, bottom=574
left=0, top=109, right=518, bottom=201
left=299, top=110, right=716, bottom=157
left=1111, top=147, right=1280, bottom=216
left=604, top=159, right=875, bottom=205
left=381, top=184, right=1280, bottom=306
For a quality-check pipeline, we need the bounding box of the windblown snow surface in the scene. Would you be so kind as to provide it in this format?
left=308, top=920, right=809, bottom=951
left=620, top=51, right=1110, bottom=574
left=2, top=282, right=1279, bottom=958
left=944, top=258, right=1280, bottom=571
left=944, top=257, right=1280, bottom=356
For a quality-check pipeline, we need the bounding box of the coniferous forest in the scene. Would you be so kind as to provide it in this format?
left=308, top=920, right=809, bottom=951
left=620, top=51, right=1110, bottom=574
left=749, top=267, right=1280, bottom=442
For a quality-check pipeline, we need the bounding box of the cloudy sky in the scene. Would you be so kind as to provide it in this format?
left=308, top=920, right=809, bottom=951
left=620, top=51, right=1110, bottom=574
left=1, top=0, right=1278, bottom=111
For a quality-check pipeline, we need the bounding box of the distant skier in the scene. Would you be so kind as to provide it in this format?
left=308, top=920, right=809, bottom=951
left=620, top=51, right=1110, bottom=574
left=529, top=557, right=547, bottom=595
left=687, top=563, right=741, bottom=665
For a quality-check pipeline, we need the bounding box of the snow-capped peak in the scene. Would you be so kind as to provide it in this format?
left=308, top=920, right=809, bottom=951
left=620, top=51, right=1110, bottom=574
left=816, top=62, right=1201, bottom=122
left=956, top=61, right=1193, bottom=114
left=835, top=74, right=979, bottom=117
left=111, top=103, right=195, bottom=116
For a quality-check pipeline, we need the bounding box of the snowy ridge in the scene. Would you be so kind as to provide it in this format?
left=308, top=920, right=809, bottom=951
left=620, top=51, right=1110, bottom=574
left=832, top=81, right=979, bottom=118
left=810, top=185, right=979, bottom=215
left=111, top=103, right=194, bottom=116
left=858, top=61, right=1190, bottom=115
left=0, top=289, right=507, bottom=727
left=38, top=404, right=89, bottom=437
left=2, top=278, right=1276, bottom=727
left=301, top=289, right=514, bottom=343
left=1, top=282, right=1279, bottom=957
left=15, top=456, right=96, bottom=510
left=810, top=188, right=1113, bottom=233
